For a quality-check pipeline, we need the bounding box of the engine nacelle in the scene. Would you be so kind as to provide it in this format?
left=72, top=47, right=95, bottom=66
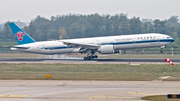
left=98, top=45, right=115, bottom=54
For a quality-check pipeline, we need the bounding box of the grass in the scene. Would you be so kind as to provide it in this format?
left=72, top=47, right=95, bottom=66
left=0, top=63, right=180, bottom=80
left=141, top=95, right=180, bottom=101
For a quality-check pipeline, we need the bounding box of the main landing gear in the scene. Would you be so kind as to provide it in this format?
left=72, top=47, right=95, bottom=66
left=83, top=50, right=98, bottom=60
left=84, top=55, right=98, bottom=60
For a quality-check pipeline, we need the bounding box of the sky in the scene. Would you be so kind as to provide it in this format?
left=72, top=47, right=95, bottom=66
left=0, top=0, right=179, bottom=23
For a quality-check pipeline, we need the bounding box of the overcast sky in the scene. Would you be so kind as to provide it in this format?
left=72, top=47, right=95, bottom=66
left=0, top=0, right=179, bottom=23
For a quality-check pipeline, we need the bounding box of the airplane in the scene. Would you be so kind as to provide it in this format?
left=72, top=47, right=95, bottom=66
left=9, top=22, right=174, bottom=60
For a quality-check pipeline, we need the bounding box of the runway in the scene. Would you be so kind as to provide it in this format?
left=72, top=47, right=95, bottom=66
left=0, top=58, right=180, bottom=64
left=0, top=80, right=179, bottom=101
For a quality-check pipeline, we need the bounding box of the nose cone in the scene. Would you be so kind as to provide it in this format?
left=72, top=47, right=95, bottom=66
left=172, top=38, right=175, bottom=43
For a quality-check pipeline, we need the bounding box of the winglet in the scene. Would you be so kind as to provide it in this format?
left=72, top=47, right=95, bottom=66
left=9, top=22, right=35, bottom=45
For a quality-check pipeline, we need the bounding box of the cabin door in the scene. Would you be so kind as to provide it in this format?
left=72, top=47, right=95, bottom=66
left=133, top=37, right=136, bottom=43
left=156, top=36, right=160, bottom=42
left=132, top=37, right=137, bottom=48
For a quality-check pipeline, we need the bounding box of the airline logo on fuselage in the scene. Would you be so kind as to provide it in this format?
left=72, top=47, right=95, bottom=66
left=15, top=31, right=25, bottom=41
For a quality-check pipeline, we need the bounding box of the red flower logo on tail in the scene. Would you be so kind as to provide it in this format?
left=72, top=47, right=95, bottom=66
left=15, top=31, right=25, bottom=41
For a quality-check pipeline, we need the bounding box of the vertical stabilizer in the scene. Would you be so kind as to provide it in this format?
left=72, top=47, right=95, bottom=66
left=9, top=22, right=35, bottom=45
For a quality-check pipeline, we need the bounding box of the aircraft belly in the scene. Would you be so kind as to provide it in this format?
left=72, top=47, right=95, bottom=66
left=114, top=42, right=162, bottom=49
left=45, top=48, right=74, bottom=54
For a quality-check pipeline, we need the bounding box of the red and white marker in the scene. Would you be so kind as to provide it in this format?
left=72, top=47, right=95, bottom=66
left=165, top=58, right=174, bottom=65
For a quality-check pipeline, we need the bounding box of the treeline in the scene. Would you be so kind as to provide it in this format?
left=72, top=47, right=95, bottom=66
left=0, top=13, right=180, bottom=49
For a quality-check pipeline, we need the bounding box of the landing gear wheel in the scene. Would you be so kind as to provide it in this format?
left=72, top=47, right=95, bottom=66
left=94, top=55, right=98, bottom=58
left=91, top=56, right=94, bottom=59
left=87, top=56, right=91, bottom=60
left=84, top=54, right=98, bottom=61
left=84, top=57, right=87, bottom=60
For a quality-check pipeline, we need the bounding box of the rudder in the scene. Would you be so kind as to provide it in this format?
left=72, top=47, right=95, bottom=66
left=9, top=22, right=35, bottom=45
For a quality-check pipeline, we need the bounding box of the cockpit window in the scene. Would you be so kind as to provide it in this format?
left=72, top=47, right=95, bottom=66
left=167, top=37, right=170, bottom=39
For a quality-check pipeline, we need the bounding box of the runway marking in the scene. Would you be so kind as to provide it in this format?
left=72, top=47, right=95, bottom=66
left=128, top=92, right=153, bottom=96
left=89, top=93, right=133, bottom=101
left=0, top=95, right=28, bottom=99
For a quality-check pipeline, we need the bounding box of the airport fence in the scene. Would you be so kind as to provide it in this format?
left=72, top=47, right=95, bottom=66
left=125, top=50, right=177, bottom=54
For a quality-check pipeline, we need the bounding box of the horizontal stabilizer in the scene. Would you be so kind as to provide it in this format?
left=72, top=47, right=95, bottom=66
left=11, top=46, right=30, bottom=49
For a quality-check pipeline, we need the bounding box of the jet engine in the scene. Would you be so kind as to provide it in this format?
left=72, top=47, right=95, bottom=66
left=98, top=45, right=120, bottom=54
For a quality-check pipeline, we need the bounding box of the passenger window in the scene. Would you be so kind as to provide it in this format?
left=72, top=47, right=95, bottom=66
left=153, top=36, right=155, bottom=38
left=150, top=36, right=152, bottom=39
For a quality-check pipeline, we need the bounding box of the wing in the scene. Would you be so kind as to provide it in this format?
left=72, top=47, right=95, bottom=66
left=60, top=41, right=100, bottom=50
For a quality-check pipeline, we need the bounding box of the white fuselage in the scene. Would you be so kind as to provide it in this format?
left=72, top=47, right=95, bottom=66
left=11, top=33, right=174, bottom=54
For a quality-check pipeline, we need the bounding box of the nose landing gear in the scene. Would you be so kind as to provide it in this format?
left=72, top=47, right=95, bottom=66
left=160, top=49, right=163, bottom=53
left=160, top=46, right=165, bottom=54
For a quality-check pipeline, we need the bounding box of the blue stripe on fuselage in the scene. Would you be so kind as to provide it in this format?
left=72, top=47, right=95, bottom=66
left=100, top=39, right=174, bottom=45
left=41, top=46, right=73, bottom=50
left=41, top=39, right=174, bottom=50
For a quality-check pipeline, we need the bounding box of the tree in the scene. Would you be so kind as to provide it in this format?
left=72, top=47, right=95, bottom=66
left=2, top=21, right=14, bottom=40
left=154, top=20, right=167, bottom=34
left=129, top=17, right=142, bottom=34
left=166, top=16, right=179, bottom=26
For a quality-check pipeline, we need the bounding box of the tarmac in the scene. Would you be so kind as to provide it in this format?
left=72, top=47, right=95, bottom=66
left=0, top=58, right=180, bottom=64
left=0, top=58, right=179, bottom=101
left=0, top=80, right=180, bottom=101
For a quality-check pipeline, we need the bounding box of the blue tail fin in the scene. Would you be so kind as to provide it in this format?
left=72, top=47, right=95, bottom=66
left=9, top=22, right=35, bottom=45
